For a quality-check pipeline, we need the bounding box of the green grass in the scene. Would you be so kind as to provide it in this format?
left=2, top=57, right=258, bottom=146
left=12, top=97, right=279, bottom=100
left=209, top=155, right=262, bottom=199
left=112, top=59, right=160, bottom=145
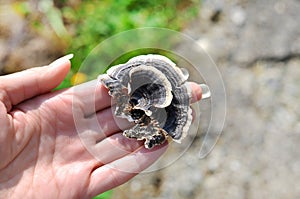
left=55, top=0, right=199, bottom=89
left=93, top=190, right=113, bottom=199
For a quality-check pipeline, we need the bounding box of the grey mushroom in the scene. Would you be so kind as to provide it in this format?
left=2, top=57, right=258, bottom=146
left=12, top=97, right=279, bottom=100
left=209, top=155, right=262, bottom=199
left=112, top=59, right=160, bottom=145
left=99, top=54, right=192, bottom=149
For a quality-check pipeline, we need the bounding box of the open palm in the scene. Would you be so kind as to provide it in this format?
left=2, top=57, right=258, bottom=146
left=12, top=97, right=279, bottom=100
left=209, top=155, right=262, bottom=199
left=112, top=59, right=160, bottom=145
left=0, top=56, right=202, bottom=198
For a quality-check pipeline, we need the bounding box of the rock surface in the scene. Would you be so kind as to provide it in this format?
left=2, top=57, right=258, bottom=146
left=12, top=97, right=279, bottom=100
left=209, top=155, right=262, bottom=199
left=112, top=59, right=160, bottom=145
left=112, top=0, right=300, bottom=199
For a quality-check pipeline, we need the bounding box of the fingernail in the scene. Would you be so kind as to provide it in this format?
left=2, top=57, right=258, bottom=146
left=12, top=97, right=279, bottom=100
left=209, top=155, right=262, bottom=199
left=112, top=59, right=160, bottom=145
left=199, top=84, right=211, bottom=99
left=50, top=54, right=74, bottom=67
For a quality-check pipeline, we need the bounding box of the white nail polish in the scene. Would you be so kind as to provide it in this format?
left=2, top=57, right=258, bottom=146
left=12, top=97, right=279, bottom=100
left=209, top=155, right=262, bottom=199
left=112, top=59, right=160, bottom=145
left=199, top=84, right=211, bottom=99
left=50, top=54, right=74, bottom=66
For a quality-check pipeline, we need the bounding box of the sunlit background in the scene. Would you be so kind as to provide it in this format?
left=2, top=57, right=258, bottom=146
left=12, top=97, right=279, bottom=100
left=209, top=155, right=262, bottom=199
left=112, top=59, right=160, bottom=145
left=1, top=0, right=300, bottom=199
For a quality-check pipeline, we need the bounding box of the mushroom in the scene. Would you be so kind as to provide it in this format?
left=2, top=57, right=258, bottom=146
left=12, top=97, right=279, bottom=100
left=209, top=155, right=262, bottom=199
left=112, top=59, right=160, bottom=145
left=100, top=54, right=192, bottom=149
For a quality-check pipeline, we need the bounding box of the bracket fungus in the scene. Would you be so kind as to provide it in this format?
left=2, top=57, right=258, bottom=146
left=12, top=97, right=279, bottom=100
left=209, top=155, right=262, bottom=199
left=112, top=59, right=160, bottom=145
left=100, top=54, right=193, bottom=149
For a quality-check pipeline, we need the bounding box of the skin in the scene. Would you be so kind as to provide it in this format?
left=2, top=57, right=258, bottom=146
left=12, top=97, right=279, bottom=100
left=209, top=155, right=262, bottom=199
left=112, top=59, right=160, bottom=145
left=0, top=56, right=203, bottom=199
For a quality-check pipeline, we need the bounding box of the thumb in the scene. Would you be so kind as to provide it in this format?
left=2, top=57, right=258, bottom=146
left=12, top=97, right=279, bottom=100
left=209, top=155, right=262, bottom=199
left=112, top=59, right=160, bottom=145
left=0, top=54, right=73, bottom=112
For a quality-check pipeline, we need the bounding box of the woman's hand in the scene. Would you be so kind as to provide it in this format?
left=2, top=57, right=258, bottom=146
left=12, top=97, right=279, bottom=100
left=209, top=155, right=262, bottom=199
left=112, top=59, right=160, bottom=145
left=0, top=55, right=203, bottom=198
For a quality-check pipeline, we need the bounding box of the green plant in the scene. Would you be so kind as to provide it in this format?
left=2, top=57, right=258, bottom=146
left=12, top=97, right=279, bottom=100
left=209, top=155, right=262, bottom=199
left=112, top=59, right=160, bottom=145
left=55, top=0, right=199, bottom=89
left=93, top=190, right=112, bottom=199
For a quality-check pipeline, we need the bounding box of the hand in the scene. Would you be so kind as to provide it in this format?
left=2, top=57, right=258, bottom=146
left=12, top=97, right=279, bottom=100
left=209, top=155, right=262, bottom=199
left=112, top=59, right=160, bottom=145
left=0, top=55, right=203, bottom=198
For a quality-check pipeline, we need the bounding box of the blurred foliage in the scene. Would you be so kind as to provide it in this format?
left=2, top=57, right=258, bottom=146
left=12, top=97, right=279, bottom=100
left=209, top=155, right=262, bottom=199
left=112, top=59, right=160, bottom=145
left=64, top=0, right=197, bottom=67
left=55, top=0, right=199, bottom=89
left=93, top=190, right=112, bottom=199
